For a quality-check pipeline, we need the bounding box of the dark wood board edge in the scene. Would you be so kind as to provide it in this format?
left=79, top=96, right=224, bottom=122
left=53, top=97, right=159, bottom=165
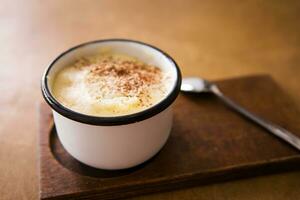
left=38, top=101, right=54, bottom=200
left=41, top=156, right=300, bottom=200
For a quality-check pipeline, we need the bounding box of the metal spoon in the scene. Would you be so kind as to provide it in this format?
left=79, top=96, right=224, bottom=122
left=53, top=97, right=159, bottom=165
left=181, top=77, right=300, bottom=151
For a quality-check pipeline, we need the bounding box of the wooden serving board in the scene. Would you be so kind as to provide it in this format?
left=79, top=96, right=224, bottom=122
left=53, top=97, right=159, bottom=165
left=38, top=75, right=300, bottom=200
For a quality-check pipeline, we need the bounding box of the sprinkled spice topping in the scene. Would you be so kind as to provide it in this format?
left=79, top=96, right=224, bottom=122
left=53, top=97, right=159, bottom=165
left=51, top=53, right=172, bottom=116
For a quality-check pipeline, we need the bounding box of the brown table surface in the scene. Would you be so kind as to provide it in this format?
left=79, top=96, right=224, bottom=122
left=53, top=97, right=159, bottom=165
left=1, top=0, right=300, bottom=199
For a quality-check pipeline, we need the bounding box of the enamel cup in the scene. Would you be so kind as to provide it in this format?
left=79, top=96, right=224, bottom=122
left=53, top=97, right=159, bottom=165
left=41, top=39, right=181, bottom=170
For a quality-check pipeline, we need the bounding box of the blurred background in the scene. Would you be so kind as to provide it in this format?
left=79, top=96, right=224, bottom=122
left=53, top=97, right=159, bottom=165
left=0, top=0, right=300, bottom=199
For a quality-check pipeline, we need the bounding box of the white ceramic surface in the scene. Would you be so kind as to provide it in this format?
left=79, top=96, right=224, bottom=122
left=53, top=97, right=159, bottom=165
left=53, top=107, right=173, bottom=169
left=42, top=39, right=181, bottom=170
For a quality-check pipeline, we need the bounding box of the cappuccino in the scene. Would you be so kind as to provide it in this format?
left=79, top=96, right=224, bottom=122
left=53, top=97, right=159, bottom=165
left=51, top=53, right=173, bottom=116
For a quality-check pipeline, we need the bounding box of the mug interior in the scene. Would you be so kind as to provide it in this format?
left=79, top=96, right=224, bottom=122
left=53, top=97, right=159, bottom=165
left=42, top=39, right=181, bottom=125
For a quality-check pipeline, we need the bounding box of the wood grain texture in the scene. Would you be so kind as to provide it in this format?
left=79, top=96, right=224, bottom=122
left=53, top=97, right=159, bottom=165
left=1, top=0, right=300, bottom=199
left=39, top=75, right=300, bottom=200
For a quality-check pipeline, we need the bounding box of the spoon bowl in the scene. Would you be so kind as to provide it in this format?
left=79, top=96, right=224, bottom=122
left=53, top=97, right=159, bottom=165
left=180, top=77, right=213, bottom=93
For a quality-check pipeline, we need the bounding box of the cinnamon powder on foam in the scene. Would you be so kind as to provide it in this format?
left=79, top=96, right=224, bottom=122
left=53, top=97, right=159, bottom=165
left=51, top=54, right=171, bottom=116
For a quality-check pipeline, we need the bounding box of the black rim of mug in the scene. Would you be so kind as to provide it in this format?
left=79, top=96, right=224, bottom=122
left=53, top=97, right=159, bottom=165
left=41, top=39, right=182, bottom=126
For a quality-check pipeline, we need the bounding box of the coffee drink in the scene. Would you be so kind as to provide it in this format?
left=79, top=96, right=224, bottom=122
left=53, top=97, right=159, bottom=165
left=51, top=53, right=173, bottom=116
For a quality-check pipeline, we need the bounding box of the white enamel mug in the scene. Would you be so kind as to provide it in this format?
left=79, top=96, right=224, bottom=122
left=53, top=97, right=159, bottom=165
left=41, top=39, right=181, bottom=170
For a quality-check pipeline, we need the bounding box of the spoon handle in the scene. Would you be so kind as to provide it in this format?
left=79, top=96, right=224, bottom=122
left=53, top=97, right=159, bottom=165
left=211, top=85, right=300, bottom=151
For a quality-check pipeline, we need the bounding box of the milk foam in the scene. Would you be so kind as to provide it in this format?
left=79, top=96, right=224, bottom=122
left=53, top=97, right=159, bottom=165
left=51, top=53, right=173, bottom=116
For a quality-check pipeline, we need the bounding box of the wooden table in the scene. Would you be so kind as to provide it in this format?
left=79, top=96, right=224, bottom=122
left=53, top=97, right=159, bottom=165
left=1, top=0, right=300, bottom=199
